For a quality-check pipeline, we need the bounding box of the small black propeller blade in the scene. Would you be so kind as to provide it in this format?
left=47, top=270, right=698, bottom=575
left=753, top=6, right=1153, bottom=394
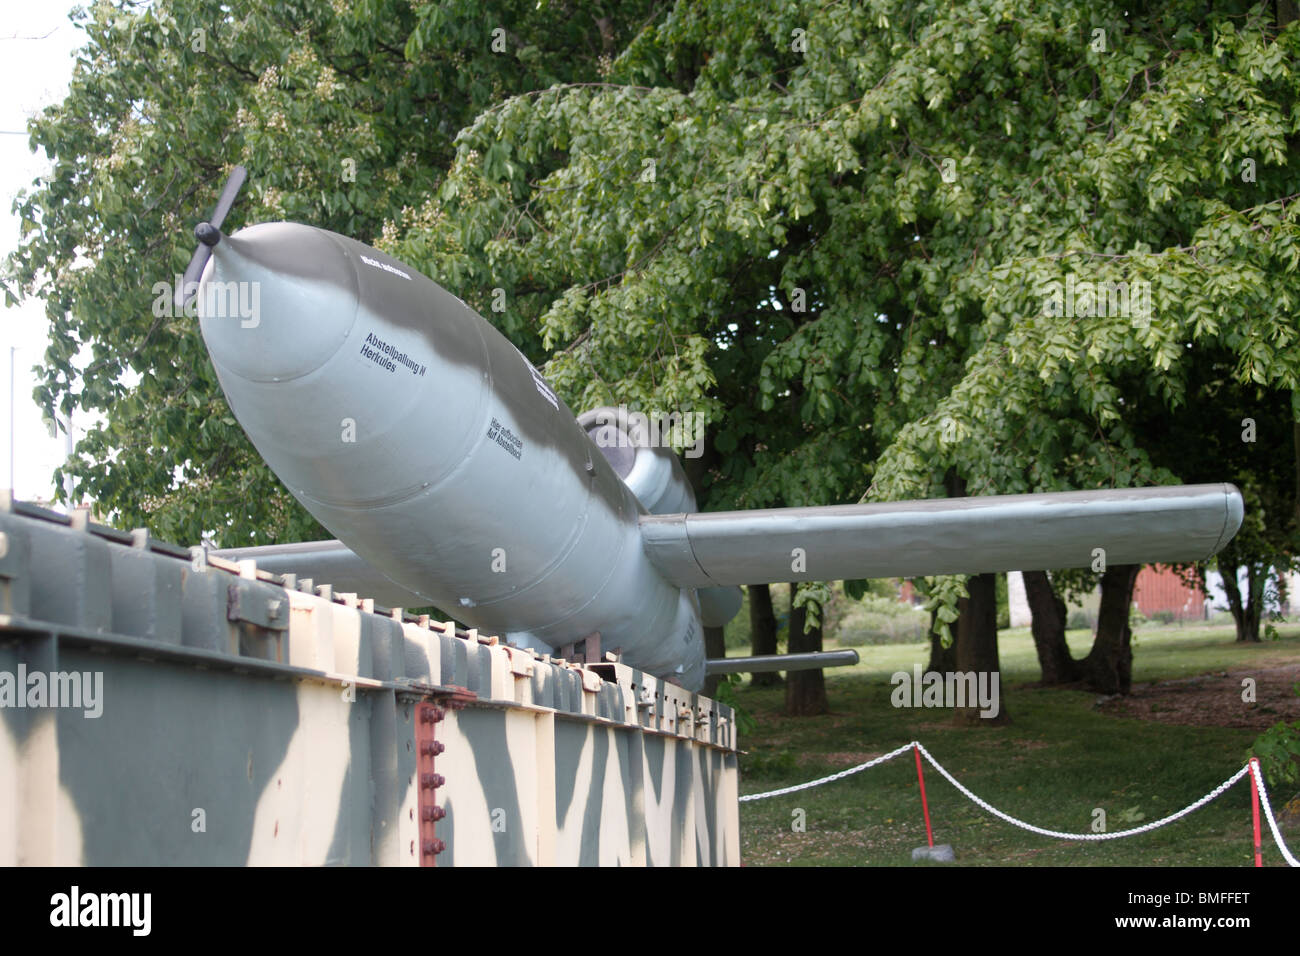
left=174, top=165, right=248, bottom=310
left=209, top=164, right=247, bottom=231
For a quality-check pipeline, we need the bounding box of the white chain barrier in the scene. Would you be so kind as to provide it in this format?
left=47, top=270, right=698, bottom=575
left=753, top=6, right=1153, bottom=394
left=1250, top=759, right=1300, bottom=867
left=739, top=739, right=1298, bottom=866
left=737, top=742, right=916, bottom=802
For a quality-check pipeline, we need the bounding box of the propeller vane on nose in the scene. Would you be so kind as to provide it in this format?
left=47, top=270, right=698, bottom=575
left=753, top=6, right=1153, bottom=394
left=174, top=164, right=248, bottom=310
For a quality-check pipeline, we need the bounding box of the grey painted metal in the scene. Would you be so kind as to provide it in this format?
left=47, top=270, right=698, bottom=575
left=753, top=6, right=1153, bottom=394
left=198, top=223, right=706, bottom=689
left=0, top=495, right=739, bottom=866
left=639, top=483, right=1244, bottom=588
left=213, top=547, right=743, bottom=632
left=211, top=539, right=430, bottom=609
left=697, top=584, right=744, bottom=628
left=575, top=407, right=743, bottom=628
left=575, top=405, right=698, bottom=515
left=705, top=650, right=860, bottom=675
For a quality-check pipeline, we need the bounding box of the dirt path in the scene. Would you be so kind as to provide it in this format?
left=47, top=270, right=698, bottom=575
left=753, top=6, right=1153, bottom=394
left=1097, top=663, right=1300, bottom=730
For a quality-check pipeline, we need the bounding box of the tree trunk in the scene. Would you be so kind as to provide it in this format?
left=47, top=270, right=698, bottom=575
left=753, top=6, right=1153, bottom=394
left=927, top=468, right=962, bottom=676
left=953, top=572, right=1009, bottom=724
left=1293, top=410, right=1300, bottom=527
left=1022, top=570, right=1081, bottom=684
left=701, top=625, right=726, bottom=698
left=1243, top=564, right=1264, bottom=642
left=1222, top=559, right=1246, bottom=637
left=784, top=584, right=828, bottom=716
left=1221, top=560, right=1263, bottom=643
left=1083, top=564, right=1139, bottom=694
left=747, top=583, right=783, bottom=686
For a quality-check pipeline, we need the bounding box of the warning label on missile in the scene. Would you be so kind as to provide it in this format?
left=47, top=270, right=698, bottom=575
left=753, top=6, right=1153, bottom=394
left=360, top=331, right=426, bottom=377
left=486, top=417, right=523, bottom=460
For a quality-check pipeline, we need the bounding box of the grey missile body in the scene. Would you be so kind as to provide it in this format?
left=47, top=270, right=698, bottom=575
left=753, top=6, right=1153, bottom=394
left=200, top=222, right=706, bottom=687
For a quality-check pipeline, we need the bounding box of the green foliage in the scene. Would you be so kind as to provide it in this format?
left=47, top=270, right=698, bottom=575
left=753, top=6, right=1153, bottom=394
left=920, top=574, right=969, bottom=646
left=712, top=673, right=757, bottom=735
left=1250, top=679, right=1300, bottom=786
left=834, top=593, right=930, bottom=646
left=1251, top=722, right=1300, bottom=786
left=8, top=0, right=1300, bottom=590
left=4, top=0, right=654, bottom=543
left=791, top=581, right=832, bottom=632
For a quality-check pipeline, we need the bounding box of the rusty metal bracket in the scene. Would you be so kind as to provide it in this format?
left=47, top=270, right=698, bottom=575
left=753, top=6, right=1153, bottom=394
left=558, top=631, right=601, bottom=665
left=415, top=700, right=447, bottom=865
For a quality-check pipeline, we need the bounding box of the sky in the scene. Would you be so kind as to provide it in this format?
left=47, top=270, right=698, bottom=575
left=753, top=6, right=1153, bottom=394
left=0, top=2, right=86, bottom=503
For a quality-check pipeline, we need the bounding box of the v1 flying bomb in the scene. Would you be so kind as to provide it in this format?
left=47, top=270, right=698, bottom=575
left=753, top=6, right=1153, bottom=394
left=180, top=167, right=1244, bottom=691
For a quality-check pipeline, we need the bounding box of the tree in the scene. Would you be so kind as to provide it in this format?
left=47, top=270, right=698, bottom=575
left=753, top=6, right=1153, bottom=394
left=1127, top=350, right=1300, bottom=643
left=5, top=0, right=657, bottom=544
left=1083, top=564, right=1141, bottom=695
left=12, top=0, right=1300, bottom=714
left=701, top=624, right=726, bottom=697
left=746, top=583, right=783, bottom=686
left=1022, top=570, right=1080, bottom=685
left=785, top=583, right=828, bottom=716
left=953, top=572, right=1008, bottom=724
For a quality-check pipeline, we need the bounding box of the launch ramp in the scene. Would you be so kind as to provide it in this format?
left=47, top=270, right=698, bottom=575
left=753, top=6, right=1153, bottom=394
left=0, top=495, right=738, bottom=866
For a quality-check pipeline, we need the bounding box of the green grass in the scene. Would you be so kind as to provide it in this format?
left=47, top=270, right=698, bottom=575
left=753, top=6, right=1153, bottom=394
left=735, top=623, right=1300, bottom=866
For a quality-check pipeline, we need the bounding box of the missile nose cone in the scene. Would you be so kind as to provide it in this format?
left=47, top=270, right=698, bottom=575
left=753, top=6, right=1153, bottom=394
left=198, top=222, right=359, bottom=382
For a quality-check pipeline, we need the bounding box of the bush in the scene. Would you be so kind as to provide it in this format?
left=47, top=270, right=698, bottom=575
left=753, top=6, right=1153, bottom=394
left=1067, top=609, right=1092, bottom=631
left=832, top=595, right=930, bottom=645
left=1250, top=681, right=1300, bottom=788
left=1151, top=610, right=1176, bottom=625
left=723, top=585, right=792, bottom=650
left=726, top=581, right=931, bottom=651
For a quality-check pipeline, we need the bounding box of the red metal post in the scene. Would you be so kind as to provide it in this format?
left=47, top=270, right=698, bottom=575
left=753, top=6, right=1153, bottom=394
left=1248, top=758, right=1263, bottom=868
left=913, top=743, right=934, bottom=848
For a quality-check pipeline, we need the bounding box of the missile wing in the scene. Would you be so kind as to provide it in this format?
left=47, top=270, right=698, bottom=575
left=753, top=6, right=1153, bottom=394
left=209, top=538, right=431, bottom=609
left=639, top=483, right=1243, bottom=587
left=180, top=167, right=1245, bottom=691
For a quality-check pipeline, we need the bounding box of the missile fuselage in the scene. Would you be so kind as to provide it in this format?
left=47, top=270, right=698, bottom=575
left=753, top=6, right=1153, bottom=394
left=199, top=223, right=704, bottom=687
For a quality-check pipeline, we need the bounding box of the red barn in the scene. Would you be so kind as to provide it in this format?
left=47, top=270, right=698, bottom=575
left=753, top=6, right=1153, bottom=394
left=1133, top=565, right=1206, bottom=621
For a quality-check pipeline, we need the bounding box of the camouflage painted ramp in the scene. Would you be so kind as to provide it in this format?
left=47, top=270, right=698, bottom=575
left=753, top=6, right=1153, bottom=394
left=0, top=495, right=738, bottom=866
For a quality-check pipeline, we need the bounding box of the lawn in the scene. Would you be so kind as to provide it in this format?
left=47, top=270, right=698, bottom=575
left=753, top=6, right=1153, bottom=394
left=733, top=623, right=1300, bottom=866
